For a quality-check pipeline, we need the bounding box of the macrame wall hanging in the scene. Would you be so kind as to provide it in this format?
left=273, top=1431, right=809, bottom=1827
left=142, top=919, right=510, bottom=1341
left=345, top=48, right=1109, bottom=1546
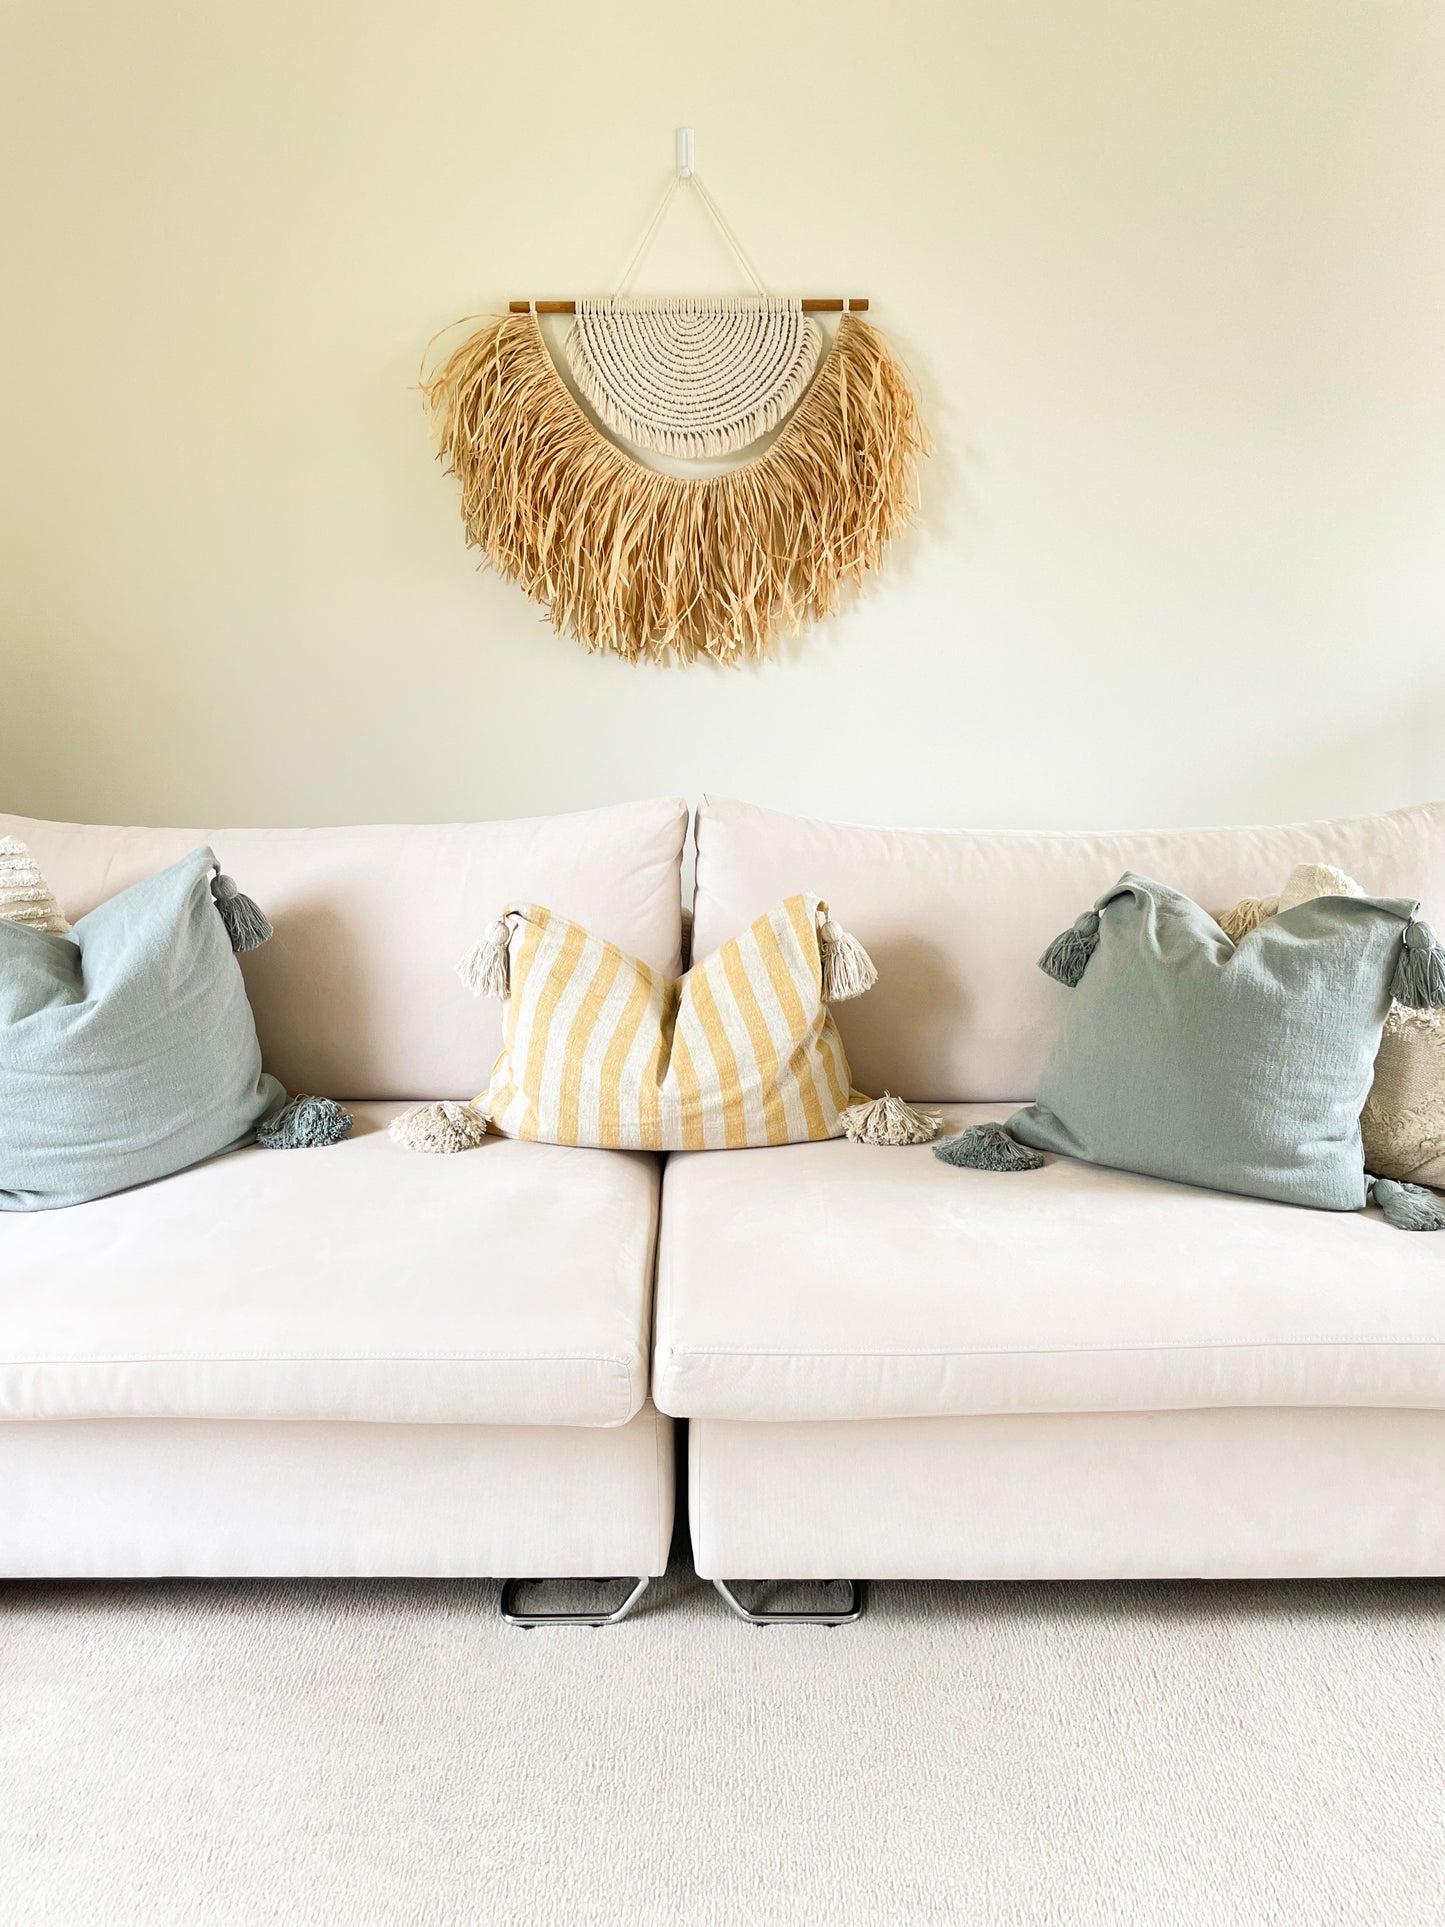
left=422, top=131, right=926, bottom=665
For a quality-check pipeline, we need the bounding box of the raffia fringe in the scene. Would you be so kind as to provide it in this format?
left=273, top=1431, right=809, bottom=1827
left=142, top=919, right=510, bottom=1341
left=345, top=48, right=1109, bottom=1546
left=422, top=312, right=926, bottom=664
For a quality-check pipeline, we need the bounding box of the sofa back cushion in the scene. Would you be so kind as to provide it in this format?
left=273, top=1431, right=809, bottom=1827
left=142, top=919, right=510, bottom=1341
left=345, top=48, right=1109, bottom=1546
left=1, top=800, right=688, bottom=1100
left=691, top=795, right=1445, bottom=1103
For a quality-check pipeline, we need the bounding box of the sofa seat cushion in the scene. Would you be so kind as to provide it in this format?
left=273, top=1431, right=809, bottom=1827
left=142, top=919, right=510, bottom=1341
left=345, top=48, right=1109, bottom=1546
left=0, top=1106, right=658, bottom=1427
left=653, top=1108, right=1445, bottom=1423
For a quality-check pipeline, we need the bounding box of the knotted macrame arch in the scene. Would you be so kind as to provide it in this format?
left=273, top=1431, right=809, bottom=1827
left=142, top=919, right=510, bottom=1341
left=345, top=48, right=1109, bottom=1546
left=422, top=308, right=925, bottom=664
left=565, top=295, right=824, bottom=458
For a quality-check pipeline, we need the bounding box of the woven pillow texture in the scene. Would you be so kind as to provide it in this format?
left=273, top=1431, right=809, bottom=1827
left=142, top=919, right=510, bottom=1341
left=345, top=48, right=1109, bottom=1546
left=1010, top=872, right=1418, bottom=1211
left=1219, top=863, right=1445, bottom=1191
left=0, top=848, right=283, bottom=1210
left=481, top=894, right=857, bottom=1150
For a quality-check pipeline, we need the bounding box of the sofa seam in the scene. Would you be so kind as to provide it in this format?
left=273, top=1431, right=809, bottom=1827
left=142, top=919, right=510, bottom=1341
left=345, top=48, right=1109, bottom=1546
left=691, top=1414, right=707, bottom=1578
left=3, top=1351, right=642, bottom=1366
left=652, top=1403, right=670, bottom=1573
left=664, top=1337, right=1445, bottom=1359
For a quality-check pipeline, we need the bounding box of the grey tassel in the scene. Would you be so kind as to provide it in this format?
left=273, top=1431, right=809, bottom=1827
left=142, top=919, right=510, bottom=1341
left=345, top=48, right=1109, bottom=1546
left=1371, top=1176, right=1445, bottom=1232
left=456, top=918, right=513, bottom=999
left=1039, top=910, right=1100, bottom=988
left=934, top=1122, right=1045, bottom=1172
left=257, top=1095, right=353, bottom=1150
left=1391, top=919, right=1445, bottom=1011
left=212, top=872, right=273, bottom=952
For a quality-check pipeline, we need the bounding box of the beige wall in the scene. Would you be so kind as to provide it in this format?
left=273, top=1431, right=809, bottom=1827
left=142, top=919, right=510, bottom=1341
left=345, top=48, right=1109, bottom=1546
left=2, top=0, right=1442, bottom=835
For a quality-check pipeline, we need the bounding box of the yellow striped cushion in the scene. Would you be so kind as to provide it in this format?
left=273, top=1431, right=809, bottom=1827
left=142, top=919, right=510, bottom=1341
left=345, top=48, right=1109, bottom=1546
left=481, top=894, right=857, bottom=1150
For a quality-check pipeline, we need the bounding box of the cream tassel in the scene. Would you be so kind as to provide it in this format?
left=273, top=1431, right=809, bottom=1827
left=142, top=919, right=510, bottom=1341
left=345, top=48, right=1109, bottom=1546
left=456, top=917, right=513, bottom=999
left=1216, top=895, right=1278, bottom=943
left=389, top=1101, right=489, bottom=1153
left=841, top=1092, right=941, bottom=1146
left=817, top=906, right=878, bottom=1002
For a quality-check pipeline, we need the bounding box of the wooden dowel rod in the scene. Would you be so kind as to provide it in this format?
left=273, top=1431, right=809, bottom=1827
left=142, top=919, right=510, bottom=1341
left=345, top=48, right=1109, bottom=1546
left=508, top=298, right=869, bottom=314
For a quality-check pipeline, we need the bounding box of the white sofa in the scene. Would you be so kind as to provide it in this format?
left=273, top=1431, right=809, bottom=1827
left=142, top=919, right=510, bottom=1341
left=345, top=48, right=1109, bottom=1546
left=6, top=791, right=1444, bottom=1628
left=0, top=799, right=687, bottom=1625
left=656, top=795, right=1445, bottom=1621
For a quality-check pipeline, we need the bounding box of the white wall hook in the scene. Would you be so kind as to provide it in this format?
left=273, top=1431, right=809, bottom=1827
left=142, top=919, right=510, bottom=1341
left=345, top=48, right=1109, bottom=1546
left=675, top=127, right=694, bottom=180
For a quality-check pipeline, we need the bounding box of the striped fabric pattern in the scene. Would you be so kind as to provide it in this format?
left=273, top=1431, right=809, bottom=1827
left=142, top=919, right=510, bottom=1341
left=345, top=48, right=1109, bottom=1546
left=482, top=894, right=857, bottom=1149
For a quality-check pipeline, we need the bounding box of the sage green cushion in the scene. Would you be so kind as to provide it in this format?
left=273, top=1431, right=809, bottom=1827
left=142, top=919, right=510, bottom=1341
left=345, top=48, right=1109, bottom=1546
left=1009, top=873, right=1419, bottom=1211
left=0, top=847, right=282, bottom=1211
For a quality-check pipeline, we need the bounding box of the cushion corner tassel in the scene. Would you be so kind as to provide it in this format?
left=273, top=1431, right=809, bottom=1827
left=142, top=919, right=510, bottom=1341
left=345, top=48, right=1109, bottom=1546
left=1217, top=894, right=1278, bottom=943
left=933, top=1121, right=1045, bottom=1172
left=1391, top=918, right=1445, bottom=1011
left=817, top=908, right=878, bottom=1002
left=841, top=1092, right=941, bottom=1146
left=456, top=917, right=513, bottom=999
left=1370, top=1175, right=1445, bottom=1232
left=1038, top=909, right=1100, bottom=988
left=389, top=1100, right=489, bottom=1154
left=255, top=1095, right=354, bottom=1150
left=211, top=871, right=273, bottom=953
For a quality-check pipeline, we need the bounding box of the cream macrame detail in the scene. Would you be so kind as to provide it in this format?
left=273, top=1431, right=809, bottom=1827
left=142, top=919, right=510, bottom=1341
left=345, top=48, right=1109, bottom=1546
left=565, top=296, right=823, bottom=458
left=0, top=837, right=70, bottom=934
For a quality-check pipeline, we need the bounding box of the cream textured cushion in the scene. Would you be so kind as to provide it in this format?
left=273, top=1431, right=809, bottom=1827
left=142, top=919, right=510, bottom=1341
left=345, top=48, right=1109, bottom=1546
left=654, top=1106, right=1445, bottom=1424
left=0, top=1102, right=659, bottom=1427
left=692, top=795, right=1445, bottom=1101
left=0, top=837, right=69, bottom=933
left=0, top=800, right=688, bottom=1100
left=1365, top=1010, right=1445, bottom=1189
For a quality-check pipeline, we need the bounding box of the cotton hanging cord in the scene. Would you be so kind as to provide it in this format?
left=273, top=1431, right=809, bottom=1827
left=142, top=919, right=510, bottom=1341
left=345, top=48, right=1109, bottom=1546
left=611, top=168, right=767, bottom=295
left=681, top=174, right=768, bottom=293
left=577, top=169, right=812, bottom=457
left=613, top=173, right=685, bottom=294
left=422, top=308, right=926, bottom=664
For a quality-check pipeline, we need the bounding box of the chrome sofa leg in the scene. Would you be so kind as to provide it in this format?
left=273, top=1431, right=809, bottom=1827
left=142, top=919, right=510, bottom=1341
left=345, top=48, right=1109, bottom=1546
left=712, top=1578, right=865, bottom=1627
left=499, top=1575, right=651, bottom=1628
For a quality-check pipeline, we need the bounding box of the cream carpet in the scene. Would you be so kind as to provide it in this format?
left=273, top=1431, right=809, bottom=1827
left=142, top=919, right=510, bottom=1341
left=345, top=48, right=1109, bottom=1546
left=3, top=1564, right=1444, bottom=1926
